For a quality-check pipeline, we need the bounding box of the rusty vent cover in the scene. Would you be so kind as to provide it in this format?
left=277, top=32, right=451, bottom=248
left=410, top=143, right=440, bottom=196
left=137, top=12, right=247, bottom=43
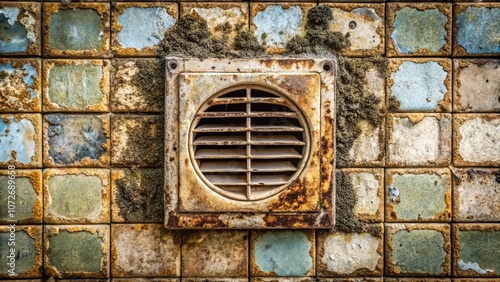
left=165, top=58, right=336, bottom=229
left=190, top=86, right=310, bottom=201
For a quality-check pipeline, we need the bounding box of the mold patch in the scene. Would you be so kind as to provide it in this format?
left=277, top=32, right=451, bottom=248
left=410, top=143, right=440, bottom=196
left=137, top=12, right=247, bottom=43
left=45, top=114, right=107, bottom=166
left=456, top=7, right=500, bottom=54
left=115, top=168, right=164, bottom=222
left=49, top=9, right=102, bottom=50
left=391, top=7, right=447, bottom=54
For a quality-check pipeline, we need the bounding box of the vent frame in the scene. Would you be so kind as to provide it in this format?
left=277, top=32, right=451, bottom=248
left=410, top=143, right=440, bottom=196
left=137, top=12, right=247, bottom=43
left=165, top=58, right=336, bottom=229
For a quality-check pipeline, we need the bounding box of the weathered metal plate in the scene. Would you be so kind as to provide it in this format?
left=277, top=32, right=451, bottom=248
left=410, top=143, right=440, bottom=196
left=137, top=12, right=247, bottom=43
left=165, top=58, right=336, bottom=229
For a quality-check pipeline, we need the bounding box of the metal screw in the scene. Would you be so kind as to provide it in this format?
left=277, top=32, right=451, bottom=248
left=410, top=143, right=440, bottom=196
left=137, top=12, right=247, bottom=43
left=349, top=21, right=357, bottom=29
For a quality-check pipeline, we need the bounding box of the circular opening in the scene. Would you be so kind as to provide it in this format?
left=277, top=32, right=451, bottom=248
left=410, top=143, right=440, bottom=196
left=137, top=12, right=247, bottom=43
left=169, top=62, right=178, bottom=69
left=323, top=63, right=332, bottom=72
left=349, top=21, right=357, bottom=29
left=189, top=85, right=311, bottom=201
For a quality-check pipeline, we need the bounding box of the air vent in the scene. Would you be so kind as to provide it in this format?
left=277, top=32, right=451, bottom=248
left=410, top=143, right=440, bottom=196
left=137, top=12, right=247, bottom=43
left=190, top=86, right=310, bottom=201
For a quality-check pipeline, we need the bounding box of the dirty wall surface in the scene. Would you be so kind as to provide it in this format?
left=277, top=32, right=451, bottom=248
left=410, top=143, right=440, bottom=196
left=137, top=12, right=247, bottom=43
left=0, top=0, right=499, bottom=280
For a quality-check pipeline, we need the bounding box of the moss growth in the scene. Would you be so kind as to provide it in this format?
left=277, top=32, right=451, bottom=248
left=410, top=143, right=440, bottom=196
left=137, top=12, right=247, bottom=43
left=130, top=59, right=165, bottom=110
left=120, top=115, right=164, bottom=166
left=334, top=171, right=382, bottom=235
left=286, top=6, right=351, bottom=54
left=115, top=168, right=164, bottom=222
left=336, top=57, right=386, bottom=167
left=388, top=95, right=401, bottom=112
left=234, top=30, right=265, bottom=56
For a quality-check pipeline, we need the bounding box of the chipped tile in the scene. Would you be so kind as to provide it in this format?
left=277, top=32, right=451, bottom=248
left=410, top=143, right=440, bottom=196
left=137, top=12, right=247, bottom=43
left=44, top=225, right=109, bottom=278
left=386, top=224, right=451, bottom=276
left=0, top=59, right=41, bottom=112
left=454, top=3, right=500, bottom=56
left=387, top=114, right=451, bottom=167
left=182, top=230, right=248, bottom=277
left=43, top=114, right=110, bottom=167
left=111, top=3, right=177, bottom=56
left=339, top=169, right=384, bottom=223
left=326, top=4, right=384, bottom=56
left=452, top=168, right=500, bottom=222
left=453, top=59, right=500, bottom=112
left=181, top=2, right=248, bottom=49
left=388, top=58, right=452, bottom=112
left=453, top=224, right=500, bottom=277
left=0, top=226, right=42, bottom=278
left=251, top=230, right=314, bottom=277
left=43, top=169, right=110, bottom=224
left=0, top=2, right=41, bottom=55
left=42, top=60, right=110, bottom=112
left=387, top=3, right=451, bottom=56
left=43, top=3, right=110, bottom=57
left=250, top=3, right=313, bottom=54
left=111, top=168, right=163, bottom=223
left=453, top=114, right=500, bottom=167
left=0, top=169, right=42, bottom=224
left=111, top=115, right=163, bottom=167
left=386, top=168, right=451, bottom=222
left=0, top=114, right=42, bottom=168
left=110, top=59, right=164, bottom=112
left=317, top=226, right=383, bottom=276
left=111, top=224, right=180, bottom=277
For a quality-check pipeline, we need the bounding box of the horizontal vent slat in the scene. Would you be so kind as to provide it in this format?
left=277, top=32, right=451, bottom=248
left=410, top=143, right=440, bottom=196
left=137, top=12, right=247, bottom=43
left=251, top=148, right=302, bottom=159
left=195, top=149, right=246, bottom=159
left=193, top=124, right=247, bottom=132
left=197, top=112, right=298, bottom=118
left=251, top=161, right=297, bottom=172
left=208, top=97, right=286, bottom=105
left=251, top=124, right=303, bottom=132
left=206, top=175, right=247, bottom=185
left=251, top=175, right=289, bottom=186
left=251, top=135, right=305, bottom=145
left=200, top=162, right=246, bottom=172
left=194, top=135, right=246, bottom=145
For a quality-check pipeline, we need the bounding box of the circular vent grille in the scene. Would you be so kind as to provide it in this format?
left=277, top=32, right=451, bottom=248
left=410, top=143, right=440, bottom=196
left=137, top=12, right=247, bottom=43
left=189, top=85, right=310, bottom=201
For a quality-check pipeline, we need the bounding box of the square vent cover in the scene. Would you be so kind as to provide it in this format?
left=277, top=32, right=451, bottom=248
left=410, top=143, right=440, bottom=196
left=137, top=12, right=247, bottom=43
left=165, top=58, right=336, bottom=229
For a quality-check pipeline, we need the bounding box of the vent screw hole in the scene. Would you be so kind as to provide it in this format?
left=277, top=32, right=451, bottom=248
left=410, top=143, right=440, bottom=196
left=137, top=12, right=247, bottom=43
left=169, top=62, right=178, bottom=70
left=349, top=21, right=357, bottom=29
left=323, top=63, right=332, bottom=72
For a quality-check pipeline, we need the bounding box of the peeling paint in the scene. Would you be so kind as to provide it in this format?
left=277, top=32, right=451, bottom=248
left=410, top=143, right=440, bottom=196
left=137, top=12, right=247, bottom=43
left=253, top=6, right=303, bottom=49
left=117, top=7, right=175, bottom=50
left=391, top=61, right=447, bottom=111
left=0, top=117, right=36, bottom=163
left=458, top=260, right=494, bottom=275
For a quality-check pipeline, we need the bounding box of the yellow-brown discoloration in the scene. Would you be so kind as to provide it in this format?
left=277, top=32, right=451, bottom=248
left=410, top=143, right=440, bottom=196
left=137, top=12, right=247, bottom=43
left=453, top=114, right=500, bottom=167
left=385, top=168, right=452, bottom=222
left=0, top=114, right=42, bottom=169
left=387, top=58, right=452, bottom=113
left=181, top=2, right=248, bottom=47
left=0, top=169, right=42, bottom=224
left=387, top=3, right=452, bottom=57
left=110, top=169, right=126, bottom=223
left=325, top=3, right=384, bottom=57
left=111, top=3, right=178, bottom=56
left=43, top=225, right=110, bottom=278
left=0, top=226, right=42, bottom=278
left=386, top=223, right=451, bottom=276
left=42, top=60, right=110, bottom=112
left=250, top=230, right=315, bottom=277
left=316, top=227, right=384, bottom=276
left=43, top=3, right=111, bottom=58
left=0, top=59, right=41, bottom=112
left=42, top=114, right=110, bottom=167
left=42, top=168, right=110, bottom=224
